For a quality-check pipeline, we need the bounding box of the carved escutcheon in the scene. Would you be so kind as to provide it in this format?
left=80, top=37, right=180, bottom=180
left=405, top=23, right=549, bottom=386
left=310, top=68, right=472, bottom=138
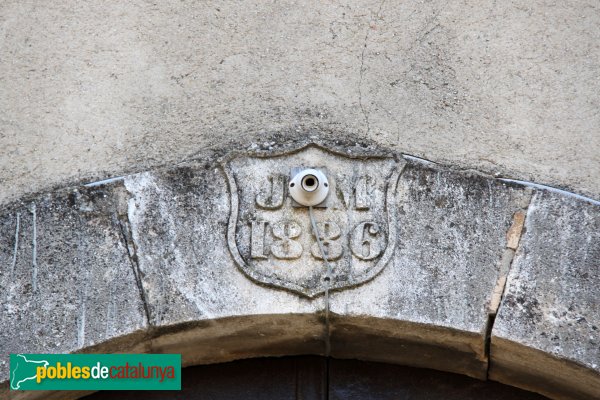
left=225, top=145, right=400, bottom=297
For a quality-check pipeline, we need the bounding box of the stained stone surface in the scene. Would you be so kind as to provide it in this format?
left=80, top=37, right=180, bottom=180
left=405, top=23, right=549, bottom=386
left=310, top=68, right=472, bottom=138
left=0, top=183, right=147, bottom=383
left=329, top=162, right=531, bottom=378
left=490, top=191, right=600, bottom=399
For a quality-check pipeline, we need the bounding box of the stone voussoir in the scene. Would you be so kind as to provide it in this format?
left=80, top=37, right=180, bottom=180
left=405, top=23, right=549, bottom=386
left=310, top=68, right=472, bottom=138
left=490, top=191, right=600, bottom=400
left=0, top=183, right=148, bottom=399
left=329, top=160, right=531, bottom=379
left=0, top=142, right=598, bottom=400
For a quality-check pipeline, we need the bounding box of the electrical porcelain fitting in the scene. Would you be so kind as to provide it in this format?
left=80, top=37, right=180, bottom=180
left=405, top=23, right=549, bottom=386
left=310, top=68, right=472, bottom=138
left=289, top=168, right=329, bottom=207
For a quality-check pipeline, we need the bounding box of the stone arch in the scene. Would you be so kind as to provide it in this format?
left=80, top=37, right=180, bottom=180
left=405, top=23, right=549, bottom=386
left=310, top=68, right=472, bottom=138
left=1, top=142, right=598, bottom=400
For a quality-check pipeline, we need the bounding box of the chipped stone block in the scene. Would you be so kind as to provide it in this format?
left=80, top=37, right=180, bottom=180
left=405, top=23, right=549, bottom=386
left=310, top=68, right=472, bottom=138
left=491, top=191, right=600, bottom=399
left=0, top=183, right=147, bottom=383
left=329, top=162, right=530, bottom=379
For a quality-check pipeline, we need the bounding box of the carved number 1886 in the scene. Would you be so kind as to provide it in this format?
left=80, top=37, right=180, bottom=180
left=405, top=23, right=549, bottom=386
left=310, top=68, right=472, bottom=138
left=250, top=220, right=383, bottom=262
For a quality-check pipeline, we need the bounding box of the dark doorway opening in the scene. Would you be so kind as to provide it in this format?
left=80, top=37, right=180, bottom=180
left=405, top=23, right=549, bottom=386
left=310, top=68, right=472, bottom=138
left=86, top=356, right=548, bottom=399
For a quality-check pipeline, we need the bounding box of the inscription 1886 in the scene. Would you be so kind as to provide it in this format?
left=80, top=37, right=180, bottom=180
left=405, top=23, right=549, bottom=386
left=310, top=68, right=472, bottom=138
left=225, top=145, right=403, bottom=297
left=250, top=219, right=384, bottom=262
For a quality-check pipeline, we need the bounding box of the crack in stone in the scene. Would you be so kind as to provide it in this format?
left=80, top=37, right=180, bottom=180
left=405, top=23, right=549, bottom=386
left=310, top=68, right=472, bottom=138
left=117, top=213, right=152, bottom=327
left=484, top=189, right=533, bottom=379
left=324, top=290, right=331, bottom=357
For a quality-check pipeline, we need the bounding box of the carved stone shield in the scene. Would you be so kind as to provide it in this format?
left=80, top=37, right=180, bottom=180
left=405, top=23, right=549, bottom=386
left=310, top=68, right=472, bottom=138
left=224, top=145, right=402, bottom=297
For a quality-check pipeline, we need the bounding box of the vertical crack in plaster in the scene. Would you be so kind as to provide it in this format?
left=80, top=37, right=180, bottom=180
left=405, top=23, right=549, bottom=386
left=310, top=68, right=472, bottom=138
left=358, top=0, right=386, bottom=135
left=358, top=30, right=370, bottom=135
left=117, top=212, right=151, bottom=326
left=484, top=188, right=533, bottom=378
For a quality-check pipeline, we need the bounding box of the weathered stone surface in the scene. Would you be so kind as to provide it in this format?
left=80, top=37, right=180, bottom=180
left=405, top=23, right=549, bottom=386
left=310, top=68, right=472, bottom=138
left=1, top=1, right=600, bottom=209
left=123, top=164, right=324, bottom=320
left=1, top=143, right=599, bottom=400
left=0, top=183, right=147, bottom=383
left=490, top=191, right=600, bottom=399
left=329, top=162, right=531, bottom=379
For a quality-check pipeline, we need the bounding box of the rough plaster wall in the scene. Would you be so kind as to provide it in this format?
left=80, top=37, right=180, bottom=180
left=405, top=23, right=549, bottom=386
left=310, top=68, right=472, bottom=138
left=1, top=0, right=599, bottom=206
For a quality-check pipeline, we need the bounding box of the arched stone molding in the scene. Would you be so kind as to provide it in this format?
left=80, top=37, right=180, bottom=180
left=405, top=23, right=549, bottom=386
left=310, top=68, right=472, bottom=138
left=1, top=142, right=598, bottom=400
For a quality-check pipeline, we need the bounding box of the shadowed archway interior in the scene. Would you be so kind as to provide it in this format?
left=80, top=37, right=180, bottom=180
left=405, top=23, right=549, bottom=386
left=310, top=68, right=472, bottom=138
left=85, top=356, right=548, bottom=400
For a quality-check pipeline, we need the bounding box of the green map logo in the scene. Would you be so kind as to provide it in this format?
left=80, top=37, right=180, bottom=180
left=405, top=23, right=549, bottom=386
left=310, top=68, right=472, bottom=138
left=10, top=354, right=49, bottom=390
left=10, top=354, right=181, bottom=391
